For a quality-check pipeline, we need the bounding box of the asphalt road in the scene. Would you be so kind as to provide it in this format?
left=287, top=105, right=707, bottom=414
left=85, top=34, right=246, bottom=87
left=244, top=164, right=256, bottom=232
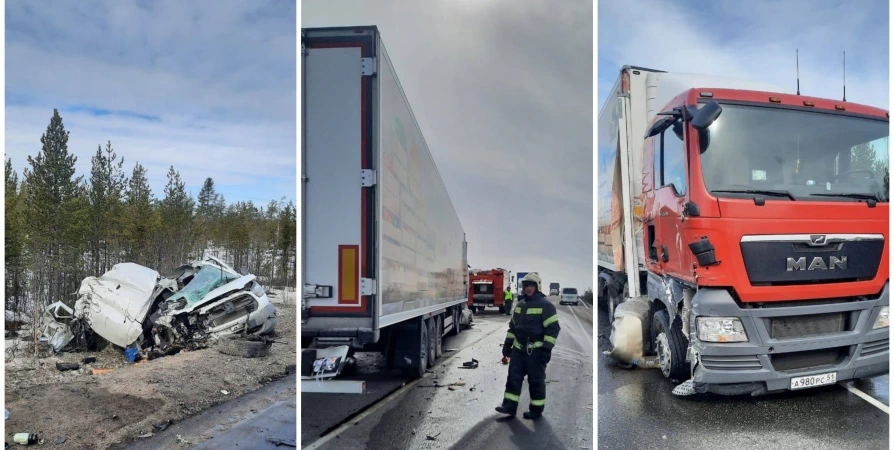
left=302, top=297, right=594, bottom=450
left=597, top=301, right=890, bottom=450
left=117, top=373, right=297, bottom=449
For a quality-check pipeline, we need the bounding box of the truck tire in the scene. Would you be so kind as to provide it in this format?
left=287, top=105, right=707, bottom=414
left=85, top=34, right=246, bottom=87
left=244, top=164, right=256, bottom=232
left=449, top=307, right=461, bottom=336
left=427, top=318, right=437, bottom=367
left=652, top=310, right=689, bottom=382
left=434, top=315, right=443, bottom=359
left=400, top=319, right=428, bottom=379
left=217, top=336, right=271, bottom=358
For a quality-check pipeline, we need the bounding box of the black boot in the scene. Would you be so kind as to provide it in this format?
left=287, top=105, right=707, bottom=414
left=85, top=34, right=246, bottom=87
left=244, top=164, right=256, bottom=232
left=523, top=411, right=542, bottom=420
left=495, top=405, right=516, bottom=416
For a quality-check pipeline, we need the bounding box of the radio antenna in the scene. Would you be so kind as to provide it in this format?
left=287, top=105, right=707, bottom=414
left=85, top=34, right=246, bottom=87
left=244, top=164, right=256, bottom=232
left=796, top=49, right=800, bottom=96
left=842, top=51, right=847, bottom=102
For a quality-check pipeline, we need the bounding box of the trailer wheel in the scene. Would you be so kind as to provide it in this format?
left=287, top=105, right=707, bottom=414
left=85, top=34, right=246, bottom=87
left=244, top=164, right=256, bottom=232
left=448, top=307, right=461, bottom=336
left=652, top=310, right=689, bottom=382
left=427, top=318, right=437, bottom=367
left=434, top=316, right=443, bottom=359
left=400, top=318, right=428, bottom=379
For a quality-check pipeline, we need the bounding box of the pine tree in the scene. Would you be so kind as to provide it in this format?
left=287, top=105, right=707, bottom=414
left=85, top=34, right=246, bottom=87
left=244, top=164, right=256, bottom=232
left=160, top=166, right=195, bottom=271
left=196, top=177, right=218, bottom=254
left=24, top=109, right=83, bottom=310
left=124, top=162, right=155, bottom=265
left=5, top=159, right=26, bottom=316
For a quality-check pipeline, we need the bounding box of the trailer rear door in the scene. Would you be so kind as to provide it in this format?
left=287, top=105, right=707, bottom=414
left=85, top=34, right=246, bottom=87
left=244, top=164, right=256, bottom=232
left=302, top=28, right=377, bottom=327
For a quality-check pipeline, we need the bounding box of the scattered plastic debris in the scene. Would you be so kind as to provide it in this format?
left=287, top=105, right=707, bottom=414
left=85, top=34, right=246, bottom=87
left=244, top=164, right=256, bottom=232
left=459, top=358, right=479, bottom=369
left=138, top=433, right=153, bottom=439
left=266, top=437, right=297, bottom=447
left=672, top=379, right=696, bottom=396
left=12, top=433, right=38, bottom=445
left=55, top=363, right=80, bottom=372
left=91, top=368, right=113, bottom=375
left=425, top=432, right=441, bottom=441
left=221, top=390, right=230, bottom=395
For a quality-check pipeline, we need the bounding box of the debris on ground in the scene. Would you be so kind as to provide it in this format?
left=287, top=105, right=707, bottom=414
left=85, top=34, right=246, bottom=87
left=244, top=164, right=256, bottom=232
left=12, top=433, right=38, bottom=445
left=176, top=435, right=190, bottom=444
left=425, top=432, right=442, bottom=441
left=266, top=437, right=297, bottom=447
left=220, top=390, right=229, bottom=395
left=82, top=357, right=96, bottom=364
left=138, top=433, right=153, bottom=439
left=91, top=368, right=113, bottom=375
left=54, top=436, right=66, bottom=445
left=459, top=358, right=479, bottom=369
left=153, top=420, right=172, bottom=432
left=55, top=363, right=79, bottom=372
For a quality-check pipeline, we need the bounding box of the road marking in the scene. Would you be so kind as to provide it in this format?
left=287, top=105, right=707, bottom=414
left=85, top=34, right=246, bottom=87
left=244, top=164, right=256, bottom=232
left=303, top=323, right=504, bottom=449
left=579, top=299, right=589, bottom=310
left=840, top=381, right=889, bottom=414
left=567, top=303, right=590, bottom=340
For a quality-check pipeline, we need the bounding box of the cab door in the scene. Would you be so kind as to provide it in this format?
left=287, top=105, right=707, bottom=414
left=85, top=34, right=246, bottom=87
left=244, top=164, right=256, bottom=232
left=653, top=119, right=692, bottom=279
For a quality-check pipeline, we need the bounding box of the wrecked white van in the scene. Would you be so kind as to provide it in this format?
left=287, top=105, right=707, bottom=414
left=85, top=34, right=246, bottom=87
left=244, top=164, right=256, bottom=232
left=72, top=256, right=277, bottom=356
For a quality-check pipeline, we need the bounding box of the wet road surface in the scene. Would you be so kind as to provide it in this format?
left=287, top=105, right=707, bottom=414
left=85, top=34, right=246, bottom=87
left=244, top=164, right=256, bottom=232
left=597, top=302, right=889, bottom=450
left=118, top=373, right=296, bottom=449
left=303, top=297, right=594, bottom=449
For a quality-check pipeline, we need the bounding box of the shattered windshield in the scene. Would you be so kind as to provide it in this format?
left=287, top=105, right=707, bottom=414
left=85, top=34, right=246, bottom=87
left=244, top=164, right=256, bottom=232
left=167, top=265, right=238, bottom=306
left=700, top=104, right=889, bottom=202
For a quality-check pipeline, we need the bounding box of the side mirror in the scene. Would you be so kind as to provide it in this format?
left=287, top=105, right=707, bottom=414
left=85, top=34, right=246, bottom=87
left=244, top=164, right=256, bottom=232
left=691, top=101, right=722, bottom=130
left=644, top=116, right=674, bottom=138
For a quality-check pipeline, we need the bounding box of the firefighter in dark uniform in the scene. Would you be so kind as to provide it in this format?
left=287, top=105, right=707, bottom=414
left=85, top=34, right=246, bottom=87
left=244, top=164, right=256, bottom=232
left=496, top=272, right=560, bottom=419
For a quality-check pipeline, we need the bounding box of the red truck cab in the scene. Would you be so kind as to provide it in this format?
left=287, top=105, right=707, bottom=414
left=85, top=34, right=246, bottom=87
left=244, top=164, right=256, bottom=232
left=642, top=87, right=889, bottom=395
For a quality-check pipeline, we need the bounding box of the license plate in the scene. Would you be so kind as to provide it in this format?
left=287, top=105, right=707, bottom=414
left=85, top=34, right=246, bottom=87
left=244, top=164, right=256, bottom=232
left=790, top=372, right=837, bottom=390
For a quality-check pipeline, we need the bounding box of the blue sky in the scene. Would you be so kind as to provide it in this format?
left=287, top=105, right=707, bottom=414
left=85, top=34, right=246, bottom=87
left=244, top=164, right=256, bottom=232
left=304, top=0, right=593, bottom=292
left=598, top=0, right=889, bottom=110
left=5, top=0, right=296, bottom=206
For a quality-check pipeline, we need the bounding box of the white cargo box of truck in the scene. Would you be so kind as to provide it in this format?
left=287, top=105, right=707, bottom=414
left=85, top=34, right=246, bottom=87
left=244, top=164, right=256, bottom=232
left=301, top=26, right=468, bottom=379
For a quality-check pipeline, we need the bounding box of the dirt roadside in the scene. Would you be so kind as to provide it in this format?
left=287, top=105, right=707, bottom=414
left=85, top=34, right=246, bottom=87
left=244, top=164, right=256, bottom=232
left=4, top=304, right=296, bottom=449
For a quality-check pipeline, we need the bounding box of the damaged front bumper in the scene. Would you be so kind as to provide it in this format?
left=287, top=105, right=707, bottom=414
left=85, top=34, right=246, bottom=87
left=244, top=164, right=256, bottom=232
left=689, top=283, right=889, bottom=396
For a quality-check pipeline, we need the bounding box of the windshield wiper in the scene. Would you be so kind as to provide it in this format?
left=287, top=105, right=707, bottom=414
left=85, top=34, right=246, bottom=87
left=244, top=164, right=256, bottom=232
left=712, top=189, right=795, bottom=200
left=810, top=192, right=880, bottom=201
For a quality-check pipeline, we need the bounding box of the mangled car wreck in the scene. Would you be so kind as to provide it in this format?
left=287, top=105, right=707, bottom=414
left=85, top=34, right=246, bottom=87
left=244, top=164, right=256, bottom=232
left=46, top=256, right=278, bottom=360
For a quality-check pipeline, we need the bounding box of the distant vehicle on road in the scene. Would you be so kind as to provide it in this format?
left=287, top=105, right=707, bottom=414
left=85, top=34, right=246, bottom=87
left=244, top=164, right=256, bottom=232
left=549, top=282, right=560, bottom=296
left=559, top=287, right=579, bottom=305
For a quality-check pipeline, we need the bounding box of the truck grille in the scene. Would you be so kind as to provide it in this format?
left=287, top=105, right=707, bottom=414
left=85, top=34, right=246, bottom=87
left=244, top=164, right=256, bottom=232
left=770, top=347, right=847, bottom=372
left=861, top=339, right=889, bottom=357
left=740, top=237, right=883, bottom=286
left=769, top=312, right=847, bottom=339
left=700, top=354, right=763, bottom=371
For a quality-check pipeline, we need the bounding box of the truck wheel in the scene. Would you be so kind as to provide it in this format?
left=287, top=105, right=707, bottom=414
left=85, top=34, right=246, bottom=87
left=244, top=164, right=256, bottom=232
left=400, top=318, right=428, bottom=379
left=652, top=310, right=689, bottom=382
left=427, top=318, right=437, bottom=367
left=449, top=308, right=461, bottom=336
left=435, top=316, right=443, bottom=359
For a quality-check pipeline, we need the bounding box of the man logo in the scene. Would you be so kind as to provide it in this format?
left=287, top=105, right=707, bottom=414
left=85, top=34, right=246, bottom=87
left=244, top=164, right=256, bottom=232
left=809, top=235, right=827, bottom=246
left=786, top=256, right=847, bottom=271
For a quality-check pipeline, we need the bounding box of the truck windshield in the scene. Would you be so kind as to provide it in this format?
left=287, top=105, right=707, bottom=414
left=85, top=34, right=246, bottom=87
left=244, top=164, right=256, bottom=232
left=700, top=104, right=889, bottom=202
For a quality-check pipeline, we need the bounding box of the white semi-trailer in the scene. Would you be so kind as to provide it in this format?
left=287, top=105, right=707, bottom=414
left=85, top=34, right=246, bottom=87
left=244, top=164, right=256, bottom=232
left=302, top=26, right=469, bottom=379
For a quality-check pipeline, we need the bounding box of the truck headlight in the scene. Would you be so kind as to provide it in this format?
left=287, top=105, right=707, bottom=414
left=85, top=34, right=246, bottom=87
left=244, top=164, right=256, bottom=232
left=696, top=317, right=748, bottom=343
left=873, top=306, right=889, bottom=329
